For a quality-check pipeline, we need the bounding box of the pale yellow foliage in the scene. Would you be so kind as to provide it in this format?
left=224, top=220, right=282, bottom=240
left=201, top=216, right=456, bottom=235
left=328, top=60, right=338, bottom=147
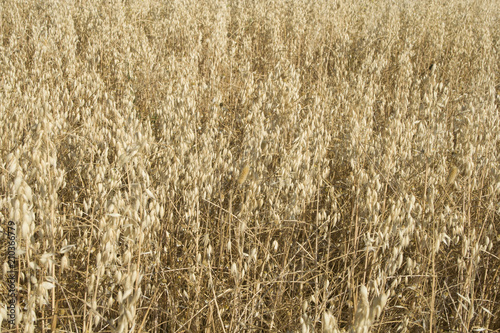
left=0, top=0, right=499, bottom=332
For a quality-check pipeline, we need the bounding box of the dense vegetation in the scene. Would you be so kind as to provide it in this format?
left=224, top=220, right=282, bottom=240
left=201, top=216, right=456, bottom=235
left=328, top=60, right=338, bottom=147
left=1, top=0, right=499, bottom=331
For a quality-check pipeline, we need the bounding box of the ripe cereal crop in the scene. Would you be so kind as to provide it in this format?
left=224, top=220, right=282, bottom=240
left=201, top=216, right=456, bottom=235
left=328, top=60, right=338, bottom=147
left=0, top=0, right=499, bottom=332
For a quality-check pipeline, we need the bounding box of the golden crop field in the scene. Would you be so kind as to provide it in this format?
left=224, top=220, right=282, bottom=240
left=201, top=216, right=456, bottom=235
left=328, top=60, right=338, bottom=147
left=1, top=0, right=499, bottom=332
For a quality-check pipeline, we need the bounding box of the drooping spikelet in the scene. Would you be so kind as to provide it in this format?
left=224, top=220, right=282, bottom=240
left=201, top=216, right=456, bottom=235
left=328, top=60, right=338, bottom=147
left=447, top=165, right=458, bottom=185
left=237, top=164, right=250, bottom=186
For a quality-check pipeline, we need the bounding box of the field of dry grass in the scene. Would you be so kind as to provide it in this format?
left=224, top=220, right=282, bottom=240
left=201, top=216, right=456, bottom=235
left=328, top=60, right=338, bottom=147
left=1, top=0, right=499, bottom=332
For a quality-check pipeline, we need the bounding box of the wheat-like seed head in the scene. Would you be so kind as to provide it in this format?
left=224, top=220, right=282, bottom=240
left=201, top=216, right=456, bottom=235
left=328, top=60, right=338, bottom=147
left=237, top=164, right=250, bottom=186
left=447, top=165, right=459, bottom=185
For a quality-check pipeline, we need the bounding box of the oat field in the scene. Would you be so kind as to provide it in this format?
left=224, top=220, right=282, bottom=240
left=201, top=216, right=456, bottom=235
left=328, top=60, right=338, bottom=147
left=1, top=0, right=499, bottom=332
